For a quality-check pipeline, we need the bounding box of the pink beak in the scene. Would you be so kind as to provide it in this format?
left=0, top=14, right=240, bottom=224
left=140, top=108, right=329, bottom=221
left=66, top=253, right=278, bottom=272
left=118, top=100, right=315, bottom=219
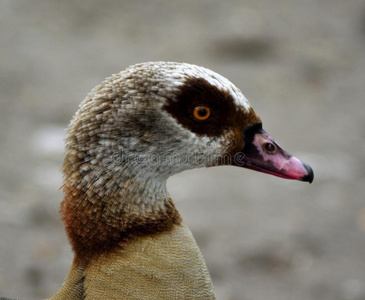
left=233, top=123, right=313, bottom=183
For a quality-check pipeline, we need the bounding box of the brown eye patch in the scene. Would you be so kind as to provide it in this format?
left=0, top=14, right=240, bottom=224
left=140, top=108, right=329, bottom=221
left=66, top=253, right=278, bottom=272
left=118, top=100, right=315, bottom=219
left=163, top=77, right=259, bottom=137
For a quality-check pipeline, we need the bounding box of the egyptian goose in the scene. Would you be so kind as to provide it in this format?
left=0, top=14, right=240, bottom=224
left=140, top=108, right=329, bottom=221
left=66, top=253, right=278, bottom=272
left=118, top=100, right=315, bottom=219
left=7, top=62, right=314, bottom=300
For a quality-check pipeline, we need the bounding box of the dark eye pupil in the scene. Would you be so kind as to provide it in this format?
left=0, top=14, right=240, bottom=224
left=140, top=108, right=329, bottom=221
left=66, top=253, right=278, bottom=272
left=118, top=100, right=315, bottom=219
left=198, top=109, right=207, bottom=116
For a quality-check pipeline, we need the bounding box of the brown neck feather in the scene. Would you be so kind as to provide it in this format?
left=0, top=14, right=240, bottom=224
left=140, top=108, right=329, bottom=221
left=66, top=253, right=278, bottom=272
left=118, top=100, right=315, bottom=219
left=61, top=179, right=182, bottom=264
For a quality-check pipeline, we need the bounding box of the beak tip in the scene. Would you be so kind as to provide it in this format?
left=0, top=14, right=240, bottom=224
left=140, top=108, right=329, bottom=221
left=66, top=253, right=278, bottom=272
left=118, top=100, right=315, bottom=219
left=301, top=162, right=314, bottom=183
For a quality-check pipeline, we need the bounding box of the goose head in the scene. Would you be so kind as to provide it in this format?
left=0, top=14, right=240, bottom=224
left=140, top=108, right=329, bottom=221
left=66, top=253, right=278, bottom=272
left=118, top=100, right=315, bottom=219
left=62, top=61, right=313, bottom=261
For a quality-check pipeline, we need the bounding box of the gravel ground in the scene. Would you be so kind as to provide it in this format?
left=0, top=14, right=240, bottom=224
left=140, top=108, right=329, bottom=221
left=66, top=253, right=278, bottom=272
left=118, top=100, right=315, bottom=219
left=1, top=1, right=365, bottom=299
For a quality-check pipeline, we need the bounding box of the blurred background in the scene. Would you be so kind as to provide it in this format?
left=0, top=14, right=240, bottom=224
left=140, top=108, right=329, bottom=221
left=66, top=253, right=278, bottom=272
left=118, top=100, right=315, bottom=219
left=1, top=1, right=364, bottom=299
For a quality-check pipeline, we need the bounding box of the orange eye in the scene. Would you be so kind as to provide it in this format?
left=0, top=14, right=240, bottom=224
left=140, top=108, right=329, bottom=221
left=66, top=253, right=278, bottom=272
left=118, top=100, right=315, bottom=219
left=193, top=105, right=211, bottom=121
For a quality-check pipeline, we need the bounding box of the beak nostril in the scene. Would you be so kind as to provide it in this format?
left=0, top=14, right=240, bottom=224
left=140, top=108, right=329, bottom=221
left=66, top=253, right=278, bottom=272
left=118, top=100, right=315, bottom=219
left=263, top=142, right=276, bottom=154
